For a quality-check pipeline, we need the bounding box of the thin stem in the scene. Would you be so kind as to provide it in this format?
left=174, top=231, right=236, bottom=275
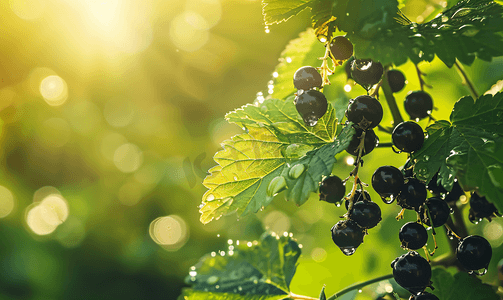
left=327, top=274, right=394, bottom=300
left=454, top=60, right=479, bottom=99
left=381, top=68, right=404, bottom=128
left=415, top=64, right=432, bottom=91
left=289, top=292, right=318, bottom=300
left=319, top=45, right=335, bottom=87
left=376, top=142, right=393, bottom=148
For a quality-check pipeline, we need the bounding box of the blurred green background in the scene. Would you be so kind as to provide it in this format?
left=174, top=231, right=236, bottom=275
left=0, top=0, right=502, bottom=299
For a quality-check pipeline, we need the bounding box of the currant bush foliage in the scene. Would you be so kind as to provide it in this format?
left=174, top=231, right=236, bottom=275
left=430, top=268, right=499, bottom=300
left=412, top=92, right=503, bottom=212
left=180, top=232, right=300, bottom=300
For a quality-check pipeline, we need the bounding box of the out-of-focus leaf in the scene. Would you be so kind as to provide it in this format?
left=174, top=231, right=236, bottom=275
left=431, top=268, right=499, bottom=300
left=181, top=232, right=300, bottom=299
left=412, top=92, right=503, bottom=212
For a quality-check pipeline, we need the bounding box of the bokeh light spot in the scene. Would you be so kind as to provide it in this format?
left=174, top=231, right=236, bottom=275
left=310, top=247, right=327, bottom=262
left=100, top=132, right=128, bottom=161
left=483, top=221, right=503, bottom=247
left=113, top=143, right=143, bottom=173
left=40, top=194, right=69, bottom=225
left=149, top=215, right=189, bottom=251
left=186, top=0, right=221, bottom=29
left=26, top=204, right=58, bottom=235
left=37, top=118, right=71, bottom=148
left=0, top=186, right=15, bottom=218
left=170, top=11, right=209, bottom=52
left=9, top=0, right=45, bottom=20
left=262, top=210, right=290, bottom=234
left=40, top=75, right=68, bottom=106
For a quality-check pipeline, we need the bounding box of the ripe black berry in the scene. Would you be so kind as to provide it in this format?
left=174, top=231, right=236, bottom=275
left=444, top=180, right=464, bottom=204
left=469, top=192, right=501, bottom=223
left=392, top=121, right=424, bottom=153
left=391, top=251, right=432, bottom=295
left=397, top=178, right=427, bottom=211
left=386, top=69, right=406, bottom=93
left=426, top=172, right=447, bottom=195
left=456, top=235, right=492, bottom=272
left=329, top=36, right=353, bottom=61
left=421, top=197, right=450, bottom=227
left=319, top=175, right=346, bottom=204
left=351, top=59, right=384, bottom=87
left=331, top=219, right=365, bottom=256
left=293, top=66, right=322, bottom=90
left=372, top=166, right=404, bottom=202
left=344, top=189, right=370, bottom=210
left=346, top=95, right=383, bottom=129
left=294, top=90, right=328, bottom=126
left=399, top=222, right=428, bottom=250
left=404, top=91, right=433, bottom=120
left=350, top=200, right=382, bottom=229
left=414, top=292, right=439, bottom=300
left=346, top=128, right=378, bottom=157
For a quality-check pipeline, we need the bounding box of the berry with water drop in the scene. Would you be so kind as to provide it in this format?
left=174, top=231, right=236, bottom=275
left=391, top=251, right=432, bottom=295
left=346, top=95, right=383, bottom=129
left=351, top=59, right=384, bottom=87
left=392, top=121, right=424, bottom=153
left=294, top=90, right=328, bottom=126
left=414, top=292, right=439, bottom=300
left=456, top=235, right=492, bottom=272
left=420, top=197, right=450, bottom=227
left=329, top=36, right=353, bottom=61
left=372, top=166, right=404, bottom=202
left=399, top=222, right=428, bottom=250
left=469, top=192, right=501, bottom=223
left=293, top=66, right=322, bottom=90
left=319, top=175, right=346, bottom=204
left=346, top=128, right=378, bottom=156
left=349, top=200, right=382, bottom=229
left=404, top=91, right=433, bottom=120
left=397, top=178, right=427, bottom=211
left=331, top=219, right=365, bottom=256
left=387, top=69, right=406, bottom=93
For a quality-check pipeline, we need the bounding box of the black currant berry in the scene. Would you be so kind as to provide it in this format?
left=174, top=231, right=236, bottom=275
left=426, top=172, right=447, bottom=195
left=397, top=178, right=427, bottom=211
left=372, top=166, right=404, bottom=202
left=392, top=121, right=424, bottom=153
left=346, top=95, right=383, bottom=129
left=391, top=251, right=432, bottom=295
left=414, top=292, right=439, bottom=300
left=350, top=200, right=382, bottom=229
left=294, top=90, right=328, bottom=126
left=351, top=59, right=384, bottom=87
left=331, top=219, right=365, bottom=256
left=421, top=197, right=450, bottom=227
left=386, top=69, right=406, bottom=93
left=469, top=192, right=501, bottom=223
left=319, top=175, right=346, bottom=204
left=443, top=180, right=464, bottom=204
left=346, top=128, right=378, bottom=156
left=329, top=36, right=353, bottom=61
left=456, top=235, right=492, bottom=272
left=293, top=66, right=322, bottom=90
left=404, top=91, right=433, bottom=120
left=399, top=222, right=428, bottom=250
left=344, top=189, right=370, bottom=210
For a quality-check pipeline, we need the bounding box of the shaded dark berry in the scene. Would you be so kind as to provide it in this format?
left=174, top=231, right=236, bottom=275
left=329, top=36, right=353, bottom=61
left=346, top=95, right=383, bottom=129
left=469, top=192, right=501, bottom=223
left=421, top=197, right=450, bottom=227
left=391, top=251, right=432, bottom=295
left=399, top=222, right=428, bottom=250
left=344, top=189, right=370, bottom=210
left=372, top=166, right=404, bottom=202
left=443, top=180, right=464, bottom=204
left=351, top=59, right=384, bottom=87
left=456, top=235, right=492, bottom=272
left=392, top=121, right=424, bottom=153
left=319, top=175, right=346, bottom=204
left=386, top=69, right=406, bottom=93
left=414, top=292, right=439, bottom=300
left=295, top=90, right=328, bottom=126
left=350, top=200, right=382, bottom=229
left=404, top=91, right=433, bottom=120
left=331, top=219, right=365, bottom=256
left=426, top=172, right=447, bottom=195
left=397, top=178, right=427, bottom=211
left=293, top=66, right=322, bottom=90
left=346, top=128, right=378, bottom=157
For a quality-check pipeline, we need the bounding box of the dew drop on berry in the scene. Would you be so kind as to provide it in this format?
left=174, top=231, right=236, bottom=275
left=340, top=246, right=357, bottom=256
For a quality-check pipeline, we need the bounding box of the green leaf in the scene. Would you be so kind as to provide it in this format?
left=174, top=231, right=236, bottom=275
left=201, top=98, right=352, bottom=223
left=262, top=0, right=313, bottom=25
left=412, top=92, right=503, bottom=212
left=179, top=290, right=287, bottom=300
left=181, top=232, right=301, bottom=299
left=431, top=268, right=499, bottom=300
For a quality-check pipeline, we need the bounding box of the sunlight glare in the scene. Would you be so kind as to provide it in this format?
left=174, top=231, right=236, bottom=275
left=0, top=186, right=15, bottom=218
left=149, top=215, right=189, bottom=250
left=9, top=0, right=45, bottom=20
left=40, top=75, right=68, bottom=106
left=170, top=11, right=210, bottom=52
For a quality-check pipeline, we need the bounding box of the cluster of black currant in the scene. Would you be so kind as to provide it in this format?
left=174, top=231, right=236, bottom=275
left=292, top=35, right=499, bottom=300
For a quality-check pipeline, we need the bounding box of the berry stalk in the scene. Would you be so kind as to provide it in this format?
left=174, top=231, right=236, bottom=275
left=453, top=60, right=478, bottom=99
left=326, top=273, right=394, bottom=300
left=381, top=68, right=404, bottom=127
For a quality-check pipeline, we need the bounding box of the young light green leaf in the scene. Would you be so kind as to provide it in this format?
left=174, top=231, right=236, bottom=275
left=412, top=92, right=503, bottom=212
left=262, top=0, right=313, bottom=25
left=430, top=267, right=499, bottom=300
left=181, top=232, right=301, bottom=299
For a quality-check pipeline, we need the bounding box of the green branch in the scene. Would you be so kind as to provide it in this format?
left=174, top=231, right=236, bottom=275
left=326, top=274, right=394, bottom=300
